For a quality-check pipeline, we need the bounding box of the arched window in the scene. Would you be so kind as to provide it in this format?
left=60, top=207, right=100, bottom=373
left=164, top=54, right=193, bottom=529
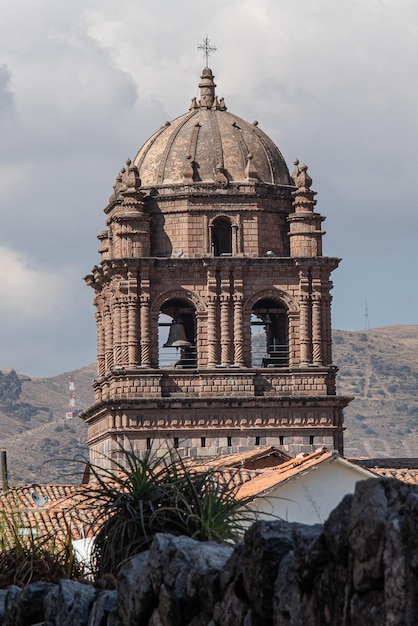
left=158, top=298, right=197, bottom=368
left=212, top=217, right=232, bottom=256
left=251, top=298, right=289, bottom=367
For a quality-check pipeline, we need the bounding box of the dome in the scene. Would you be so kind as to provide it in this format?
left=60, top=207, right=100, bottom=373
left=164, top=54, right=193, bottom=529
left=133, top=68, right=292, bottom=190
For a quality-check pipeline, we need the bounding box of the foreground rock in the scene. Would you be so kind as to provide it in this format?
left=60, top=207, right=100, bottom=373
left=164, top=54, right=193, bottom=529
left=2, top=478, right=418, bottom=625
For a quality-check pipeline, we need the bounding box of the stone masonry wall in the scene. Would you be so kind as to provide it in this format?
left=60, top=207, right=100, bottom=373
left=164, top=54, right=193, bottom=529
left=2, top=478, right=418, bottom=625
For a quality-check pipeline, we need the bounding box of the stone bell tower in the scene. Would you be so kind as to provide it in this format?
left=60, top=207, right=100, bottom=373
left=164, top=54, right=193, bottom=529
left=80, top=66, right=351, bottom=465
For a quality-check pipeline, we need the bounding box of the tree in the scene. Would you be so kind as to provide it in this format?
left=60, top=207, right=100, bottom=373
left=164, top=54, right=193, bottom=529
left=0, top=370, right=22, bottom=406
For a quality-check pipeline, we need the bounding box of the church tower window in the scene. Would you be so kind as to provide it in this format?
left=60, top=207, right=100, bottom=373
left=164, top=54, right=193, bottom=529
left=158, top=298, right=197, bottom=369
left=212, top=217, right=232, bottom=256
left=251, top=298, right=289, bottom=367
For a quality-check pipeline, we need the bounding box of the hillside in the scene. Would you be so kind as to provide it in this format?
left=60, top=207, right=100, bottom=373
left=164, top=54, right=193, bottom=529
left=334, top=325, right=418, bottom=458
left=1, top=325, right=418, bottom=483
left=0, top=365, right=95, bottom=484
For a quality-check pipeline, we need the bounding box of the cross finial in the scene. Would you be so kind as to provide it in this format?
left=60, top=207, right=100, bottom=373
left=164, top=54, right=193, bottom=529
left=198, top=36, right=217, bottom=67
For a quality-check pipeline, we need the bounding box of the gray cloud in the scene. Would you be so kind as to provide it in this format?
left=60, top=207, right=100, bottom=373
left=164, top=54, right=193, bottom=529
left=0, top=0, right=417, bottom=375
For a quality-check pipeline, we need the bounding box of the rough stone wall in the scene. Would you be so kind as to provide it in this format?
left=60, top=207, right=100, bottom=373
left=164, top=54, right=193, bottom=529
left=2, top=478, right=418, bottom=625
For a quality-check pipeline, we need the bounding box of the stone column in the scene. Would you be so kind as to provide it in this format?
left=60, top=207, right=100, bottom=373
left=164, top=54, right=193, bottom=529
left=220, top=294, right=231, bottom=365
left=287, top=312, right=298, bottom=367
left=113, top=300, right=122, bottom=366
left=104, top=305, right=114, bottom=371
left=140, top=296, right=151, bottom=367
left=207, top=296, right=218, bottom=367
left=299, top=295, right=311, bottom=366
left=121, top=297, right=129, bottom=365
left=312, top=294, right=323, bottom=365
left=96, top=308, right=105, bottom=377
left=128, top=298, right=139, bottom=366
left=203, top=215, right=210, bottom=255
left=323, top=290, right=333, bottom=365
left=233, top=272, right=245, bottom=367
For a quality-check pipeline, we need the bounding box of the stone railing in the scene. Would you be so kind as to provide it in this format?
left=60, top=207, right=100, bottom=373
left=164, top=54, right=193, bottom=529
left=1, top=477, right=417, bottom=625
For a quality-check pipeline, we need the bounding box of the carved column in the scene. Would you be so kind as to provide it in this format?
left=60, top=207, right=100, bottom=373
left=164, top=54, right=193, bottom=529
left=140, top=296, right=151, bottom=367
left=287, top=312, right=298, bottom=366
left=233, top=296, right=244, bottom=366
left=232, top=272, right=244, bottom=367
left=220, top=294, right=231, bottom=365
left=128, top=298, right=139, bottom=366
left=104, top=304, right=114, bottom=371
left=207, top=296, right=218, bottom=367
left=323, top=290, right=333, bottom=365
left=120, top=297, right=130, bottom=365
left=113, top=299, right=122, bottom=366
left=312, top=294, right=323, bottom=365
left=203, top=215, right=210, bottom=255
left=96, top=308, right=105, bottom=376
left=299, top=295, right=311, bottom=366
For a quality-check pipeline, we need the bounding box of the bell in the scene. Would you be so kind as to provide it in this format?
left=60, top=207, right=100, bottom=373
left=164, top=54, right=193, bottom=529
left=163, top=321, right=192, bottom=348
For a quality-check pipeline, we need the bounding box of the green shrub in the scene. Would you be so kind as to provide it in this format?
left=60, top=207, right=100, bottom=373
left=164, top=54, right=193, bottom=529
left=85, top=445, right=255, bottom=577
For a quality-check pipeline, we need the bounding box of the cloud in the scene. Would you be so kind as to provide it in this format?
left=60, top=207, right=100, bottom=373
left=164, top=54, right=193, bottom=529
left=0, top=246, right=64, bottom=322
left=0, top=0, right=417, bottom=375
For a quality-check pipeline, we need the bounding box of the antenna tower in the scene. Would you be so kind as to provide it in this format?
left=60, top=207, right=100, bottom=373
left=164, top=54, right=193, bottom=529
left=364, top=300, right=370, bottom=330
left=66, top=375, right=77, bottom=419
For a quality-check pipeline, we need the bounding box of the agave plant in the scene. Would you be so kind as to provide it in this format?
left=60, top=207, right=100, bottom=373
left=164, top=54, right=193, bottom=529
left=84, top=444, right=254, bottom=576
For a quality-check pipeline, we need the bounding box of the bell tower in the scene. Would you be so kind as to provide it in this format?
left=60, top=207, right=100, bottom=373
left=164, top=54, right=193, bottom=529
left=81, top=67, right=351, bottom=465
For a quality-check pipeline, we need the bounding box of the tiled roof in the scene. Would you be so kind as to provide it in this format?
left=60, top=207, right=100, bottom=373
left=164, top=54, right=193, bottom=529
left=350, top=458, right=418, bottom=485
left=366, top=468, right=418, bottom=484
left=0, top=483, right=98, bottom=547
left=200, top=446, right=292, bottom=470
left=236, top=448, right=376, bottom=500
left=0, top=448, right=379, bottom=547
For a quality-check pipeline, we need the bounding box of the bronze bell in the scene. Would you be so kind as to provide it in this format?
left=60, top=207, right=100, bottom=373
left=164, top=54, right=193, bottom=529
left=163, top=321, right=192, bottom=348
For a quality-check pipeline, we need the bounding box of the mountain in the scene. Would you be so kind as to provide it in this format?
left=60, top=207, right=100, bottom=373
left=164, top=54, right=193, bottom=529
left=1, top=325, right=418, bottom=483
left=0, top=365, right=94, bottom=484
left=334, top=325, right=418, bottom=458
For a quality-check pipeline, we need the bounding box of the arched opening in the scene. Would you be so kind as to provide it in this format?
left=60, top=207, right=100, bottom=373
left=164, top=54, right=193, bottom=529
left=251, top=298, right=289, bottom=367
left=212, top=217, right=232, bottom=256
left=158, top=298, right=197, bottom=368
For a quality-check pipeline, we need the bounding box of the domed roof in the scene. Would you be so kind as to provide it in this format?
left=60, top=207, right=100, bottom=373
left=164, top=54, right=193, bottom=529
left=133, top=68, right=292, bottom=189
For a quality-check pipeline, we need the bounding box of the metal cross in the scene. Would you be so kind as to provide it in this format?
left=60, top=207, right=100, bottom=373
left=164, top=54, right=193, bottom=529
left=198, top=36, right=217, bottom=67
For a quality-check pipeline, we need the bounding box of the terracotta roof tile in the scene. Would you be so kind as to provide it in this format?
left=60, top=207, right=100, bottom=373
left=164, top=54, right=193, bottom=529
left=367, top=468, right=418, bottom=484
left=0, top=484, right=97, bottom=547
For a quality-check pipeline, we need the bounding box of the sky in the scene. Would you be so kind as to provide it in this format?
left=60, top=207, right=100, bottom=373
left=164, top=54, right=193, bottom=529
left=0, top=0, right=417, bottom=377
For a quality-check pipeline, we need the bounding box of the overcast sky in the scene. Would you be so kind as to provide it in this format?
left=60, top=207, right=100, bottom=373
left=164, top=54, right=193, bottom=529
left=0, top=0, right=417, bottom=377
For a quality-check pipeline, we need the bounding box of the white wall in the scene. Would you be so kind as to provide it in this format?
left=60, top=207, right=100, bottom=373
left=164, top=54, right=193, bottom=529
left=250, top=460, right=374, bottom=525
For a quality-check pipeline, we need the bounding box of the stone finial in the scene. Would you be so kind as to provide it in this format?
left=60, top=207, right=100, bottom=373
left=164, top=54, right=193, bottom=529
left=296, top=163, right=312, bottom=191
left=199, top=67, right=216, bottom=108
left=123, top=160, right=141, bottom=193
left=245, top=153, right=258, bottom=181
left=291, top=162, right=316, bottom=214
left=183, top=155, right=195, bottom=183
left=215, top=166, right=228, bottom=188
left=189, top=97, right=199, bottom=110
left=291, top=159, right=300, bottom=185
left=219, top=97, right=227, bottom=111
left=108, top=171, right=124, bottom=204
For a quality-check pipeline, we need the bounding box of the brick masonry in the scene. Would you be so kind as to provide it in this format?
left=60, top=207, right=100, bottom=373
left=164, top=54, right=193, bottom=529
left=81, top=67, right=351, bottom=467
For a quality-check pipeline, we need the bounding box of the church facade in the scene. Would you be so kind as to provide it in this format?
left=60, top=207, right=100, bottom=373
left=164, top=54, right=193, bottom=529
left=80, top=66, right=351, bottom=465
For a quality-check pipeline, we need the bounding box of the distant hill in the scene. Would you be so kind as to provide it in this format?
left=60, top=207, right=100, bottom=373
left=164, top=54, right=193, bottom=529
left=0, top=364, right=95, bottom=484
left=1, top=325, right=418, bottom=483
left=334, top=325, right=418, bottom=458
